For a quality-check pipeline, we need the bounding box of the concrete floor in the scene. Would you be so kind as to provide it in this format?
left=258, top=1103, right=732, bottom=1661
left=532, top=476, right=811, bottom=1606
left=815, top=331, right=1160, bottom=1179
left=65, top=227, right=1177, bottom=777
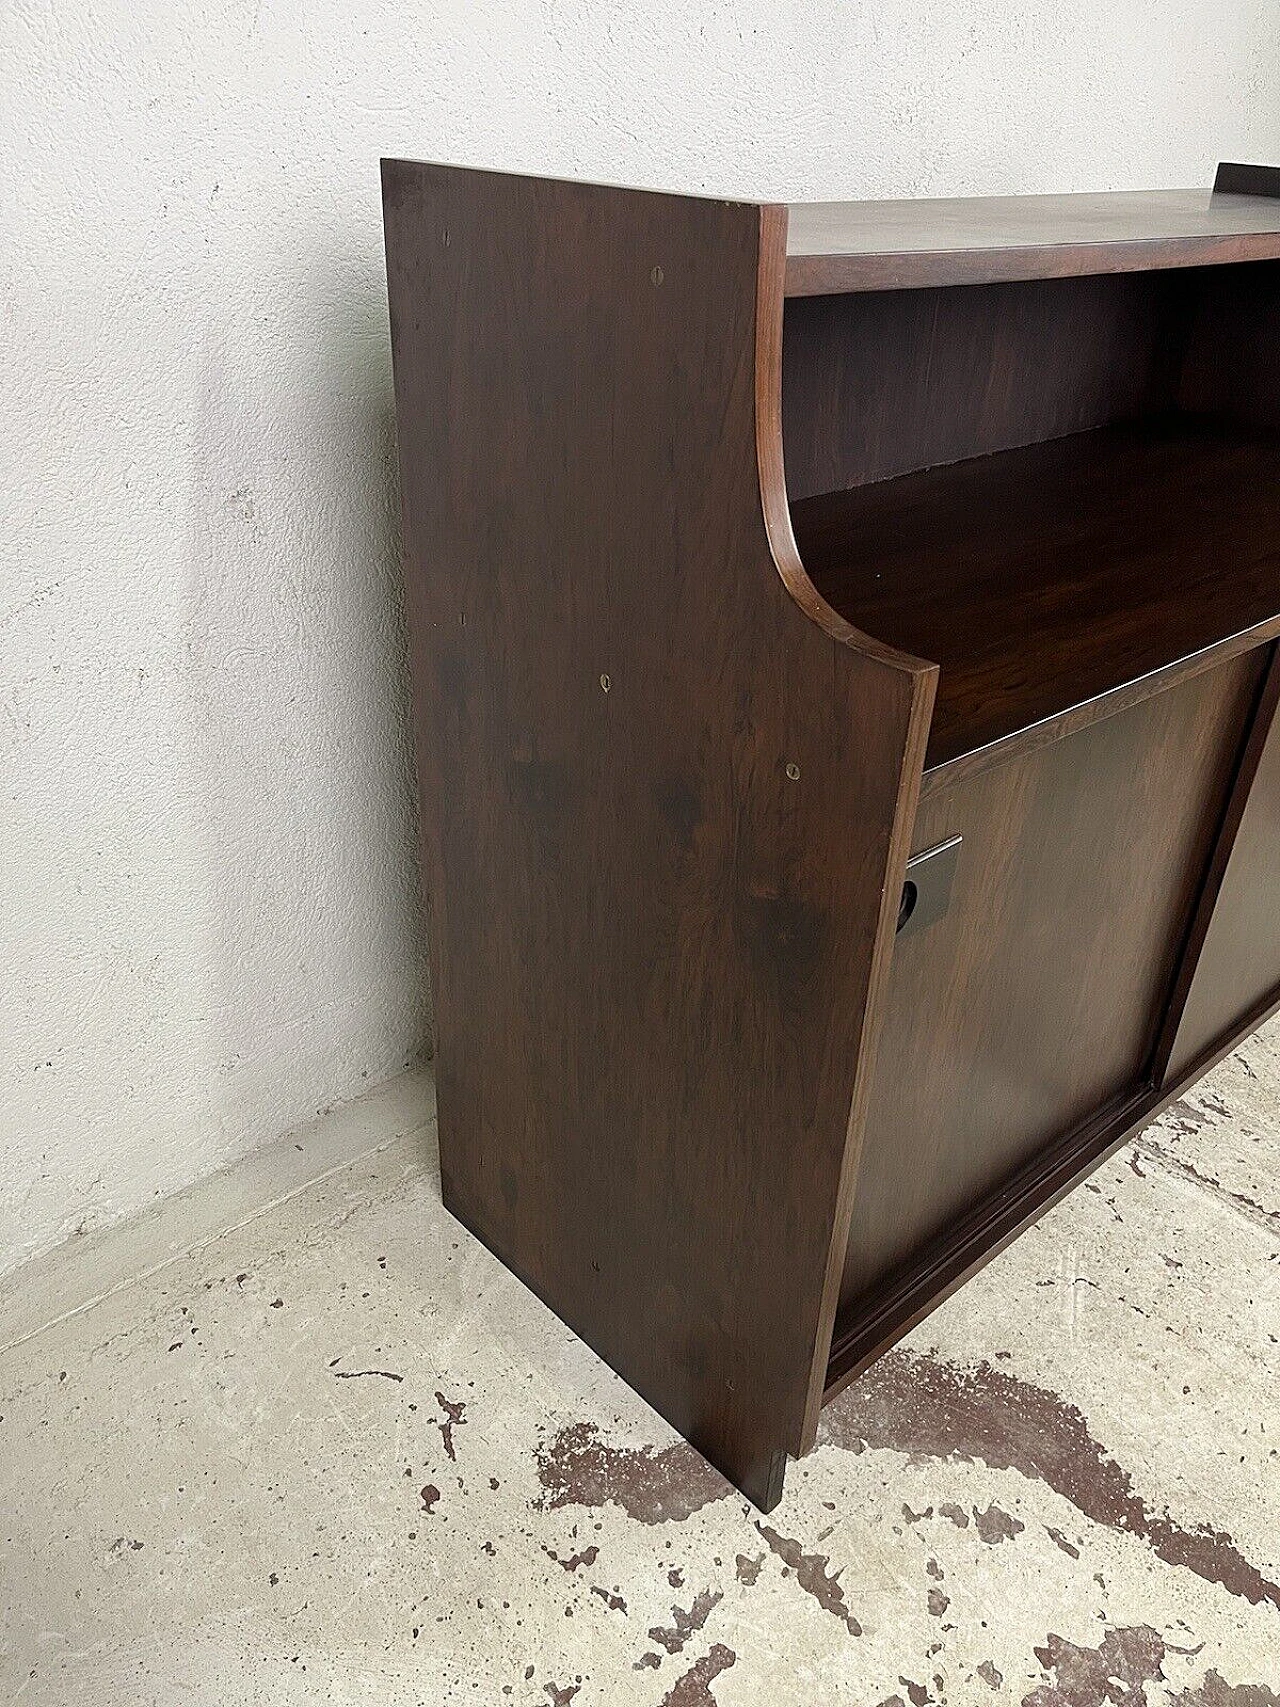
left=2, top=1030, right=1279, bottom=1706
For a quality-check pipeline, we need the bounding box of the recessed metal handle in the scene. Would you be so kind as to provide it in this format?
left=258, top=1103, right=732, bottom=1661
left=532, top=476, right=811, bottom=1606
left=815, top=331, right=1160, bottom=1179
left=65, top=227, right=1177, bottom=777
left=896, top=835, right=962, bottom=939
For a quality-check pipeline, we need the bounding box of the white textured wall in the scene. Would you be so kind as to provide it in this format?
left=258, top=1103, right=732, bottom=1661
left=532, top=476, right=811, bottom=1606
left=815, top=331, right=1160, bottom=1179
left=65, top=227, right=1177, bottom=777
left=3, top=1, right=1279, bottom=1277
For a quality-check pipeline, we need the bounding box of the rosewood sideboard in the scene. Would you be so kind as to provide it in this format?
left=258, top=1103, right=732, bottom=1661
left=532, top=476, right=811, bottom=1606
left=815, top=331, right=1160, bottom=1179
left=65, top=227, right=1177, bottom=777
left=382, top=160, right=1280, bottom=1511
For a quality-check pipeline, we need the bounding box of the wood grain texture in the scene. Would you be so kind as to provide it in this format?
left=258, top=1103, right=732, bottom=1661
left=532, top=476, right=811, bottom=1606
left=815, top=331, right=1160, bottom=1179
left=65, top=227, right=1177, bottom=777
left=825, top=973, right=1280, bottom=1399
left=382, top=163, right=933, bottom=1509
left=837, top=651, right=1265, bottom=1320
left=384, top=161, right=1280, bottom=1506
left=786, top=186, right=1280, bottom=294
left=781, top=271, right=1188, bottom=502
left=1163, top=647, right=1280, bottom=1083
left=791, top=418, right=1280, bottom=770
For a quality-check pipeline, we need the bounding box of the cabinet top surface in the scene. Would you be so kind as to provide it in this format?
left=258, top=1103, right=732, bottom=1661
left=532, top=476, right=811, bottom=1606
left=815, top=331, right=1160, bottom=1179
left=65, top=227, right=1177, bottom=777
left=785, top=188, right=1280, bottom=293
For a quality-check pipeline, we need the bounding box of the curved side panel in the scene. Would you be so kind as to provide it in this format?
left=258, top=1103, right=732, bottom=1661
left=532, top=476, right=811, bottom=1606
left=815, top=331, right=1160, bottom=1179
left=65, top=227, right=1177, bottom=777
left=382, top=163, right=933, bottom=1507
left=755, top=206, right=937, bottom=675
left=753, top=205, right=938, bottom=1450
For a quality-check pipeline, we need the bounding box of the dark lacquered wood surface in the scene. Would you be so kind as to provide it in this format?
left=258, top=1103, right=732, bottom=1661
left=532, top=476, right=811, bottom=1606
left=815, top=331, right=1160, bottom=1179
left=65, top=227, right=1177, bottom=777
left=791, top=418, right=1280, bottom=770
left=1163, top=648, right=1280, bottom=1082
left=786, top=186, right=1280, bottom=294
left=837, top=650, right=1264, bottom=1318
left=384, top=160, right=1280, bottom=1512
left=1179, top=259, right=1280, bottom=430
left=383, top=161, right=932, bottom=1510
left=781, top=270, right=1189, bottom=502
left=825, top=977, right=1280, bottom=1400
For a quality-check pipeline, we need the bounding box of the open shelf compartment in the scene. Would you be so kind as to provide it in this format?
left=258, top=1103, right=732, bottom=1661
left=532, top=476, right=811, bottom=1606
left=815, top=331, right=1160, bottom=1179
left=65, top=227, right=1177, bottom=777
left=791, top=415, right=1280, bottom=770
left=781, top=252, right=1280, bottom=775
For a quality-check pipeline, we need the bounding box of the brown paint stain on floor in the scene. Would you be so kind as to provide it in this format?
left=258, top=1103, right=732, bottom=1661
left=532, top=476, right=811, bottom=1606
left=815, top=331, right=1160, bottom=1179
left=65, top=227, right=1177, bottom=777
left=821, top=1348, right=1280, bottom=1610
left=434, top=1390, right=466, bottom=1461
left=1022, top=1629, right=1280, bottom=1707
left=656, top=1644, right=736, bottom=1706
left=5, top=1042, right=1279, bottom=1703
left=646, top=1589, right=722, bottom=1655
left=974, top=1500, right=1026, bottom=1544
left=1170, top=1675, right=1280, bottom=1705
left=536, top=1420, right=729, bottom=1523
left=754, top=1520, right=863, bottom=1635
left=1023, top=1625, right=1169, bottom=1705
left=537, top=1343, right=1278, bottom=1622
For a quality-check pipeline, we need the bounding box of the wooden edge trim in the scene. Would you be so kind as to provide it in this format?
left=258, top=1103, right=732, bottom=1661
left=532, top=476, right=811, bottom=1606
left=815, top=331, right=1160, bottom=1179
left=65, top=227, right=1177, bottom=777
left=753, top=211, right=940, bottom=1454
left=785, top=231, right=1280, bottom=296
left=795, top=665, right=935, bottom=1453
left=754, top=205, right=938, bottom=683
left=820, top=977, right=1280, bottom=1406
left=1214, top=162, right=1280, bottom=198
left=1153, top=642, right=1280, bottom=1082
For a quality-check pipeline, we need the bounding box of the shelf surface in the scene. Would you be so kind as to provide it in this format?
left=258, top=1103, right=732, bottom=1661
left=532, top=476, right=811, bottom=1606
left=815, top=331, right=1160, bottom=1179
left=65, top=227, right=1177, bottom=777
left=790, top=419, right=1280, bottom=771
left=785, top=189, right=1280, bottom=294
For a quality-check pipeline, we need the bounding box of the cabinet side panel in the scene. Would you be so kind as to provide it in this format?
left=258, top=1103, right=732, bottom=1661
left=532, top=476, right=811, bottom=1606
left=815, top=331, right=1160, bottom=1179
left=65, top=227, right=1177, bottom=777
left=381, top=164, right=927, bottom=1507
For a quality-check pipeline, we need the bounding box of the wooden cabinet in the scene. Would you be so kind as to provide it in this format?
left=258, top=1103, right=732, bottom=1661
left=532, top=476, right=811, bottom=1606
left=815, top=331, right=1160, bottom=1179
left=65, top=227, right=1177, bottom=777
left=383, top=161, right=1280, bottom=1511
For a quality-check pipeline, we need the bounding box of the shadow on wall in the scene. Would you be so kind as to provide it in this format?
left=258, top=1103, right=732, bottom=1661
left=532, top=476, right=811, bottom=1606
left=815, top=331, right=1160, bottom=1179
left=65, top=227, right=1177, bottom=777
left=173, top=231, right=432, bottom=1173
